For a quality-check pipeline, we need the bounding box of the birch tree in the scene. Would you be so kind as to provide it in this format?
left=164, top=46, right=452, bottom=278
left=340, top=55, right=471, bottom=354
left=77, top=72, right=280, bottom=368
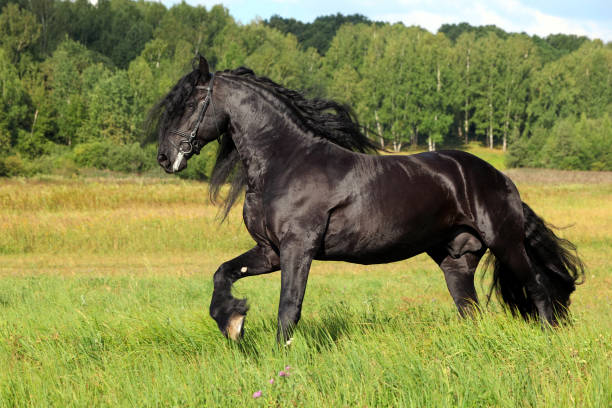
left=498, top=35, right=538, bottom=151
left=472, top=33, right=505, bottom=149
left=453, top=32, right=476, bottom=144
left=418, top=33, right=454, bottom=151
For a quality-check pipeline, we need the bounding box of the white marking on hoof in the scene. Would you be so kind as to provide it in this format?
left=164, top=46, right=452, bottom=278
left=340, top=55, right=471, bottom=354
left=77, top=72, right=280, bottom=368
left=172, top=151, right=185, bottom=172
left=226, top=313, right=245, bottom=341
left=240, top=266, right=248, bottom=273
left=285, top=337, right=294, bottom=347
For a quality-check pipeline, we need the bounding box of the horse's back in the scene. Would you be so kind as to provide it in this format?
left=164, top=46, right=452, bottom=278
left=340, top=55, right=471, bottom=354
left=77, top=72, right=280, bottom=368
left=318, top=149, right=520, bottom=263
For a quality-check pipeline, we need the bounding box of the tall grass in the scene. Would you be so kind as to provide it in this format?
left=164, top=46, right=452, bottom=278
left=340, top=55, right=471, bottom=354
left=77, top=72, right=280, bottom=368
left=0, top=178, right=251, bottom=255
left=0, top=170, right=610, bottom=406
left=0, top=272, right=609, bottom=406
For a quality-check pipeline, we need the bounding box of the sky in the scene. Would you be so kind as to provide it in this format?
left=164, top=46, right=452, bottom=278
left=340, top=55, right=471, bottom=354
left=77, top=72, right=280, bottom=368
left=159, top=0, right=612, bottom=42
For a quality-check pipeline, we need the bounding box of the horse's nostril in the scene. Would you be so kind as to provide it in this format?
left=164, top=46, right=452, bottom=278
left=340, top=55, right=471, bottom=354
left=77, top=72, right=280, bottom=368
left=157, top=154, right=168, bottom=165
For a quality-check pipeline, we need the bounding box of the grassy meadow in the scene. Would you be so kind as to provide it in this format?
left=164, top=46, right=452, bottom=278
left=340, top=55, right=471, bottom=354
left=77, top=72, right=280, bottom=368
left=0, top=156, right=611, bottom=406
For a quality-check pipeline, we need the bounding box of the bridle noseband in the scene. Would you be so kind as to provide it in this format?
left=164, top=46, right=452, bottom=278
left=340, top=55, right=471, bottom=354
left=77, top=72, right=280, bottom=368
left=169, top=73, right=219, bottom=158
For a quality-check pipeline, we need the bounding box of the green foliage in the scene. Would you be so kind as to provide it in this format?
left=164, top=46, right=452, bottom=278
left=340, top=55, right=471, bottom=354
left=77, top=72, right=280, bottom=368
left=0, top=154, right=26, bottom=177
left=15, top=128, right=51, bottom=158
left=42, top=39, right=108, bottom=146
left=527, top=41, right=612, bottom=129
left=266, top=13, right=375, bottom=55
left=0, top=3, right=41, bottom=67
left=508, top=114, right=612, bottom=170
left=102, top=0, right=154, bottom=69
left=79, top=70, right=136, bottom=144
left=439, top=22, right=509, bottom=43
left=56, top=0, right=157, bottom=68
left=0, top=48, right=32, bottom=153
left=0, top=3, right=610, bottom=174
left=72, top=141, right=154, bottom=172
left=153, top=3, right=231, bottom=70
left=0, top=150, right=65, bottom=177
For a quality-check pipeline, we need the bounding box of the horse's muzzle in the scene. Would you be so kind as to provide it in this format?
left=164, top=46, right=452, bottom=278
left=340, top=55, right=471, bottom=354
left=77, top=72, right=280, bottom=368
left=157, top=153, right=177, bottom=173
left=157, top=153, right=169, bottom=168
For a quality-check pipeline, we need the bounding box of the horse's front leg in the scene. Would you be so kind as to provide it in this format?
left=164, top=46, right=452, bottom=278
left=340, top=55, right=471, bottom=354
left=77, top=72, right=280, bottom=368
left=276, top=233, right=321, bottom=345
left=209, top=244, right=279, bottom=340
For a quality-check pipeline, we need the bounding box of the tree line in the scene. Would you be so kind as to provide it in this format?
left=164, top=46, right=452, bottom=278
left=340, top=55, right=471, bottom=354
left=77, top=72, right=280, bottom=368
left=0, top=0, right=610, bottom=178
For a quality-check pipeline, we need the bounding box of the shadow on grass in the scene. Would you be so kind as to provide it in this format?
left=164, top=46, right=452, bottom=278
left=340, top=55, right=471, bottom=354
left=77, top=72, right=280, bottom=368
left=297, top=312, right=353, bottom=351
left=229, top=313, right=354, bottom=357
left=230, top=304, right=409, bottom=356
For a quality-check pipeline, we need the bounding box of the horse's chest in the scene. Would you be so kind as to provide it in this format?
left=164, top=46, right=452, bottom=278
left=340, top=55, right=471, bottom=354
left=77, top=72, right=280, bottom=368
left=243, top=192, right=269, bottom=242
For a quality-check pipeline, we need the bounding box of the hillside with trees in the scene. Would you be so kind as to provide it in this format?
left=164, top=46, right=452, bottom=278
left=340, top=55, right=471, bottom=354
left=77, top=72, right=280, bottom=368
left=0, top=0, right=610, bottom=178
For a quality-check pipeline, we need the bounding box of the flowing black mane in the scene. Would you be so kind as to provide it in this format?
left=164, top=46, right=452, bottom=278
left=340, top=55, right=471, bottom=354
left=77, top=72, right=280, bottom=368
left=150, top=65, right=377, bottom=218
left=224, top=67, right=377, bottom=153
left=212, top=67, right=377, bottom=218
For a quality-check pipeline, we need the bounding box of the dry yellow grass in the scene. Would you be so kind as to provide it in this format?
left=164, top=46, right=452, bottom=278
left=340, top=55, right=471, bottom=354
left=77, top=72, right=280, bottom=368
left=1, top=169, right=609, bottom=289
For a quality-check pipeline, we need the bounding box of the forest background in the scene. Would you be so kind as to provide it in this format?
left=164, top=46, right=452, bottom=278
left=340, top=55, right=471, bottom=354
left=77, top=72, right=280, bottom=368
left=0, top=0, right=611, bottom=179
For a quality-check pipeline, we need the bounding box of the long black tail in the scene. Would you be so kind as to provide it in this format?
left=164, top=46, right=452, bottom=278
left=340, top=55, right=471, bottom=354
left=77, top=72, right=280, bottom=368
left=487, top=202, right=585, bottom=322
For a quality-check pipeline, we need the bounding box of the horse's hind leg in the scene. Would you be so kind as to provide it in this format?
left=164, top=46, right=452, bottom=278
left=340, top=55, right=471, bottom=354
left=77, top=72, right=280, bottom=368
left=428, top=235, right=485, bottom=317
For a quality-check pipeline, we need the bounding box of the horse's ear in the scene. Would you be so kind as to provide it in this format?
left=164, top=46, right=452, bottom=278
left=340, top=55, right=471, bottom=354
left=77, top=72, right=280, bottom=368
left=198, top=55, right=210, bottom=79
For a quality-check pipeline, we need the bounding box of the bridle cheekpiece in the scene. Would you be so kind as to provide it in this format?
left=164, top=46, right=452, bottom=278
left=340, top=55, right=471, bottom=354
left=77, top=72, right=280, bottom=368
left=169, top=73, right=219, bottom=172
left=170, top=73, right=218, bottom=154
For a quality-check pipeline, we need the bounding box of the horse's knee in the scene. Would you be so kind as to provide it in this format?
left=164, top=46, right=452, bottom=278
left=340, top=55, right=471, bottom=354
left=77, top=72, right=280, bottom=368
left=213, top=262, right=234, bottom=287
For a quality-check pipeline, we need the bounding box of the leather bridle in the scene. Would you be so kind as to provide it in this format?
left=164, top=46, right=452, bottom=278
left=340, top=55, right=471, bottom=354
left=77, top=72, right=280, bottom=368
left=169, top=73, right=220, bottom=157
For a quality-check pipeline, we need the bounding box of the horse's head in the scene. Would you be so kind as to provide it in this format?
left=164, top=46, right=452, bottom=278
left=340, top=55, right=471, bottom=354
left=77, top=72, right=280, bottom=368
left=156, top=56, right=226, bottom=173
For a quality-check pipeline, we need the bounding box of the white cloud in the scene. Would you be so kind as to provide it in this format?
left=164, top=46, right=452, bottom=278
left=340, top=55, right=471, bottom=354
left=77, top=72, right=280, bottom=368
left=376, top=11, right=454, bottom=33
left=374, top=0, right=612, bottom=41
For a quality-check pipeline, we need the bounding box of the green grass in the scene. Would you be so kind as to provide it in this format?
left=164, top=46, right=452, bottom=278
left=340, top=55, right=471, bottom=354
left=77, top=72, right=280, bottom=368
left=0, top=167, right=611, bottom=407
left=0, top=271, right=610, bottom=407
left=464, top=142, right=507, bottom=170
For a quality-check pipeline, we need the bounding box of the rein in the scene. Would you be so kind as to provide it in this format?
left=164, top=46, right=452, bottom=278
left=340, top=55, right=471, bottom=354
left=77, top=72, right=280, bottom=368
left=169, top=73, right=219, bottom=171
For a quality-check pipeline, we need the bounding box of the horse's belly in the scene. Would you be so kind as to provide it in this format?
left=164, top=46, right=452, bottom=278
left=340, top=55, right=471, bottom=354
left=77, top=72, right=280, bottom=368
left=317, top=240, right=428, bottom=264
left=318, top=206, right=450, bottom=264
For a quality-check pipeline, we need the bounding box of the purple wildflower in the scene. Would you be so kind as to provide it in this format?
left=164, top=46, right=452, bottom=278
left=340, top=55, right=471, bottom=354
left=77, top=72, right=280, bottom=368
left=285, top=365, right=291, bottom=371
left=278, top=370, right=289, bottom=377
left=252, top=390, right=262, bottom=398
left=269, top=379, right=275, bottom=384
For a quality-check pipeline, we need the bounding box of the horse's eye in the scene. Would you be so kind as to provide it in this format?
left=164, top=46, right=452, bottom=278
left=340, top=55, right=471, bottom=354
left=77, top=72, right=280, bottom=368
left=186, top=102, right=195, bottom=110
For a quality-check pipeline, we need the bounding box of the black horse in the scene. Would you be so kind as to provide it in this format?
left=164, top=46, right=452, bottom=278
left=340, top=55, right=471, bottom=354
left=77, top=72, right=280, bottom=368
left=151, top=56, right=583, bottom=344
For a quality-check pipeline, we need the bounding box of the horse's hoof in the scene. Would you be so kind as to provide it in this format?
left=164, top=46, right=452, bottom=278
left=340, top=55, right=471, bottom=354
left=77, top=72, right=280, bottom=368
left=226, top=313, right=245, bottom=341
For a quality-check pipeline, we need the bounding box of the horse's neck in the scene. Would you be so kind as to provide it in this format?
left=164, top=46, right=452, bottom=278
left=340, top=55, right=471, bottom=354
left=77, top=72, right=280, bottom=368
left=226, top=82, right=321, bottom=190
